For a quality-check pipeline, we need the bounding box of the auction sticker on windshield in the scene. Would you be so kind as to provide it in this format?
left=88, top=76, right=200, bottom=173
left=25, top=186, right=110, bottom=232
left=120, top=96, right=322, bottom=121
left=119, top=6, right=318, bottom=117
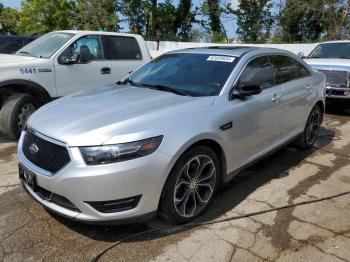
left=207, top=56, right=235, bottom=63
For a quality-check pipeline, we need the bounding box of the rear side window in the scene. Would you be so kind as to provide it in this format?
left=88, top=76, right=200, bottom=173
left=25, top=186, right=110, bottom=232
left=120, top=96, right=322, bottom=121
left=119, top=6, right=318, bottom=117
left=269, top=55, right=310, bottom=84
left=101, top=36, right=142, bottom=60
left=239, top=56, right=275, bottom=89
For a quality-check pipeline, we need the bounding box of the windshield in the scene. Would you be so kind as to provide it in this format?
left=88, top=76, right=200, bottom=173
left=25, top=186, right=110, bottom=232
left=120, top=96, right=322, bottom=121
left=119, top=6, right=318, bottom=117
left=308, top=43, right=350, bottom=59
left=16, top=32, right=74, bottom=58
left=128, top=53, right=238, bottom=97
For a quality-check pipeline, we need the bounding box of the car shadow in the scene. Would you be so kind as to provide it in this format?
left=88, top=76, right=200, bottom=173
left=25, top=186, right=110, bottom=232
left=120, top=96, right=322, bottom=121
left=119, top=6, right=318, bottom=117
left=48, top=126, right=336, bottom=248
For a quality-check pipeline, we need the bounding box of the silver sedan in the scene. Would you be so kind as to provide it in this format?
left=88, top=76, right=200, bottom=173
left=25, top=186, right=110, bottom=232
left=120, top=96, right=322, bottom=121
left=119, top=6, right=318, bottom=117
left=18, top=47, right=326, bottom=224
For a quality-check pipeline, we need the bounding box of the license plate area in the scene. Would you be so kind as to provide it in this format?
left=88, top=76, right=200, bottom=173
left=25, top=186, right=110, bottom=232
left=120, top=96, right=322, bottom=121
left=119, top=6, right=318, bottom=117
left=19, top=163, right=37, bottom=191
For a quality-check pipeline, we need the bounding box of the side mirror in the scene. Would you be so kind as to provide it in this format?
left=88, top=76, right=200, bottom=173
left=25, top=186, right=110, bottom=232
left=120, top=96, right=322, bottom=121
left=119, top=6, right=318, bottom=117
left=60, top=52, right=79, bottom=64
left=231, top=82, right=262, bottom=99
left=297, top=52, right=306, bottom=59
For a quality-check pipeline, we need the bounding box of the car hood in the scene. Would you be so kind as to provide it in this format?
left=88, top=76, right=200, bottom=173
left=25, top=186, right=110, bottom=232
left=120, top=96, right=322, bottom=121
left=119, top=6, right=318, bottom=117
left=304, top=58, right=350, bottom=71
left=28, top=85, right=215, bottom=146
left=0, top=54, right=39, bottom=67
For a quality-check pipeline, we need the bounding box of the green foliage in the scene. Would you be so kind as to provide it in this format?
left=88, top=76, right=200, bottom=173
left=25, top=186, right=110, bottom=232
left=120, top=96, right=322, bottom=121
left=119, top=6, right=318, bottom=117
left=230, top=0, right=273, bottom=43
left=279, top=0, right=324, bottom=43
left=74, top=0, right=119, bottom=31
left=0, top=5, right=20, bottom=34
left=119, top=0, right=197, bottom=41
left=18, top=0, right=75, bottom=34
left=201, top=0, right=226, bottom=42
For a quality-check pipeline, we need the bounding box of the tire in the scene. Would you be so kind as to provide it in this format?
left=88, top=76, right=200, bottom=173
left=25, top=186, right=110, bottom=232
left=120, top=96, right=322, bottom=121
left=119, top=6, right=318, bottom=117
left=294, top=104, right=323, bottom=149
left=159, top=146, right=220, bottom=224
left=0, top=93, right=36, bottom=139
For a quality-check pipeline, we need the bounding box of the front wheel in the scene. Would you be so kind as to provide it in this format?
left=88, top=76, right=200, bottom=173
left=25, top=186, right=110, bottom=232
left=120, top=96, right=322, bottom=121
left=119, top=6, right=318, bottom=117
left=0, top=93, right=36, bottom=139
left=159, top=146, right=220, bottom=224
left=295, top=104, right=323, bottom=149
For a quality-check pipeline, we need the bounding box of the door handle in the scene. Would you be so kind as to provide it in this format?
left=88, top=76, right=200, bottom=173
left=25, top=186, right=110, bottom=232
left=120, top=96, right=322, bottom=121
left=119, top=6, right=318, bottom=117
left=101, top=67, right=111, bottom=74
left=271, top=93, right=279, bottom=102
left=306, top=85, right=311, bottom=91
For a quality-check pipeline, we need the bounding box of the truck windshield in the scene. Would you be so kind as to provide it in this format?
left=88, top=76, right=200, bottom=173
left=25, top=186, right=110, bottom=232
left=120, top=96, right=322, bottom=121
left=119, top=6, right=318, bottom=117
left=16, top=32, right=74, bottom=58
left=308, top=43, right=350, bottom=59
left=128, top=53, right=238, bottom=97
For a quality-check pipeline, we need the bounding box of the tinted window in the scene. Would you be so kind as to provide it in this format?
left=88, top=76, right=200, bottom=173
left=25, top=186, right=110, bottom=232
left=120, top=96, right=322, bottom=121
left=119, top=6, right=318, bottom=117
left=269, top=55, right=310, bottom=84
left=129, top=53, right=238, bottom=96
left=239, top=56, right=275, bottom=89
left=308, top=43, right=350, bottom=59
left=102, top=36, right=142, bottom=60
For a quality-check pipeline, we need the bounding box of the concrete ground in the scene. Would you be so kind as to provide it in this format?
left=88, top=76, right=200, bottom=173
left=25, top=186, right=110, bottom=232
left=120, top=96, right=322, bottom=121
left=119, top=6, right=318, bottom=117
left=0, top=106, right=349, bottom=262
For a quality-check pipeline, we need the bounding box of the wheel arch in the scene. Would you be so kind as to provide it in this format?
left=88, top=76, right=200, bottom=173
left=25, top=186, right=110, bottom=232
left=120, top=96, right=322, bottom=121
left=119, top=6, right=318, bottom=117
left=165, top=136, right=228, bottom=187
left=0, top=79, right=51, bottom=107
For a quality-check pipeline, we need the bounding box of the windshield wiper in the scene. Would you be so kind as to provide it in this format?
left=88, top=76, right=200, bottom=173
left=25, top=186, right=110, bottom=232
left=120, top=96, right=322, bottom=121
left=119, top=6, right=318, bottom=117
left=141, top=83, right=189, bottom=96
left=17, top=51, right=33, bottom=57
left=116, top=78, right=141, bottom=87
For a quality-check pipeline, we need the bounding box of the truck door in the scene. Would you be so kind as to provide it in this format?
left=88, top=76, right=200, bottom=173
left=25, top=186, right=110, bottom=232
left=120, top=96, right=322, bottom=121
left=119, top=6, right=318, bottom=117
left=54, top=35, right=113, bottom=97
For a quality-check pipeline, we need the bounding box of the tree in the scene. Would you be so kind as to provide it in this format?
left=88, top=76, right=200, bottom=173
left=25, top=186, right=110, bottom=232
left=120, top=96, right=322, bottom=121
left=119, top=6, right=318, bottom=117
left=0, top=6, right=20, bottom=34
left=278, top=0, right=324, bottom=42
left=19, top=0, right=75, bottom=34
left=201, top=0, right=225, bottom=42
left=74, top=0, right=119, bottom=31
left=230, top=0, right=273, bottom=43
left=118, top=0, right=149, bottom=35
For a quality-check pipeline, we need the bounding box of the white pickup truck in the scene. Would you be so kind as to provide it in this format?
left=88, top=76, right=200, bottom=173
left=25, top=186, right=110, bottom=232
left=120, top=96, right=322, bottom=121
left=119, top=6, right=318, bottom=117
left=0, top=30, right=151, bottom=139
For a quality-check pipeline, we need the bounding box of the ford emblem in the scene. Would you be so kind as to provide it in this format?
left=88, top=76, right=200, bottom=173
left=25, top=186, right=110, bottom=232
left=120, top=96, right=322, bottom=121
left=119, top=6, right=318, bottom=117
left=29, top=143, right=39, bottom=155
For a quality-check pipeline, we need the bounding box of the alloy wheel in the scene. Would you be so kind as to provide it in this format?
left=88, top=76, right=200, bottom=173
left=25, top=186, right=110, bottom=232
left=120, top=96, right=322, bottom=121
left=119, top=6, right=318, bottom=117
left=306, top=109, right=321, bottom=145
left=173, top=155, right=216, bottom=218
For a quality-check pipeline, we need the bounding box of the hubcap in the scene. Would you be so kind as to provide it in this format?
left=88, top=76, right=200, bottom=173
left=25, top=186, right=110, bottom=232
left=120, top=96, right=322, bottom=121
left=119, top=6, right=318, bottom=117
left=18, top=103, right=35, bottom=130
left=306, top=109, right=321, bottom=145
left=174, top=155, right=216, bottom=218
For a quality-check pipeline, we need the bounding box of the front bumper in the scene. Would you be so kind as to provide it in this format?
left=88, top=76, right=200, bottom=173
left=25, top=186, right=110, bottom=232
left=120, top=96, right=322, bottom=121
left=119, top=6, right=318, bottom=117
left=326, top=86, right=350, bottom=99
left=18, top=132, right=173, bottom=224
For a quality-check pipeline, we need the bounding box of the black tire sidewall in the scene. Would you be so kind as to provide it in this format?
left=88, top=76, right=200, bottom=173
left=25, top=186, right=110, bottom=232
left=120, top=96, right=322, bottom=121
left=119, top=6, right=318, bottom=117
left=0, top=94, right=36, bottom=139
left=303, top=105, right=322, bottom=148
left=160, top=146, right=220, bottom=224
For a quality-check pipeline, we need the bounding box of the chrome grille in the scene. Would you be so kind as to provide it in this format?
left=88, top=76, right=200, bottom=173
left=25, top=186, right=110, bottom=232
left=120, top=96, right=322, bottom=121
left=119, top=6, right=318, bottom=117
left=318, top=70, right=349, bottom=88
left=22, top=129, right=70, bottom=173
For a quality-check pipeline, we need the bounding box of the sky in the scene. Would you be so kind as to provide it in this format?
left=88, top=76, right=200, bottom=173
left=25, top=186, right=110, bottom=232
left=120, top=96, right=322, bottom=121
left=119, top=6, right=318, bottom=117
left=0, top=0, right=243, bottom=39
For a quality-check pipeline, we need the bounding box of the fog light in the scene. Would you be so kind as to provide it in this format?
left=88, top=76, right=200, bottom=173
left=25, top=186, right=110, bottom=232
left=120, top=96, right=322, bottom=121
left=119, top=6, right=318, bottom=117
left=86, top=195, right=141, bottom=213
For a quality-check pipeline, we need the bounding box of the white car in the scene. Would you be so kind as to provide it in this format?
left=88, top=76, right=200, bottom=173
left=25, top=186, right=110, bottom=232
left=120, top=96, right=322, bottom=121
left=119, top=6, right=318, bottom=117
left=18, top=47, right=326, bottom=224
left=303, top=41, right=350, bottom=102
left=0, top=30, right=151, bottom=138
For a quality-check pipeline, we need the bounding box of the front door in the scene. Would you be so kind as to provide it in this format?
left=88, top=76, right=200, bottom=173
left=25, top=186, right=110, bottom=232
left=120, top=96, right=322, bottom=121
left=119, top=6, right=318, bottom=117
left=230, top=56, right=284, bottom=168
left=54, top=35, right=113, bottom=97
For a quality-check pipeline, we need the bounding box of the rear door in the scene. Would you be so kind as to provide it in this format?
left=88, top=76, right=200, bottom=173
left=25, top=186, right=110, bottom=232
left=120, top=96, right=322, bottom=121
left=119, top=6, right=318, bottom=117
left=101, top=35, right=145, bottom=82
left=231, top=56, right=284, bottom=167
left=269, top=55, right=312, bottom=135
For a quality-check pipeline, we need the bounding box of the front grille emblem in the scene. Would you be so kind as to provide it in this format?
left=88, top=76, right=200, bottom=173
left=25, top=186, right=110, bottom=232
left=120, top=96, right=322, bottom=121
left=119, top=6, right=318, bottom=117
left=29, top=143, right=39, bottom=155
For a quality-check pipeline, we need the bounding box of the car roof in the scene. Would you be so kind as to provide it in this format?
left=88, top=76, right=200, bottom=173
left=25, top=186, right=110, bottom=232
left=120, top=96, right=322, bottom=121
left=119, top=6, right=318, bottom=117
left=169, top=46, right=291, bottom=57
left=54, top=30, right=140, bottom=38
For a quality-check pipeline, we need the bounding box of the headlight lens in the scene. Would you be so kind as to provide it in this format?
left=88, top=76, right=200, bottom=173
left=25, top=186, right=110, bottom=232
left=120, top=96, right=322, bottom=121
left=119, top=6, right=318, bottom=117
left=80, top=136, right=163, bottom=165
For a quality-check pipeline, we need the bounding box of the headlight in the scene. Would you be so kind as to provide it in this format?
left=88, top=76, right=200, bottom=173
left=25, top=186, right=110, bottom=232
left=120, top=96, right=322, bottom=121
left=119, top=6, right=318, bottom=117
left=80, top=136, right=163, bottom=165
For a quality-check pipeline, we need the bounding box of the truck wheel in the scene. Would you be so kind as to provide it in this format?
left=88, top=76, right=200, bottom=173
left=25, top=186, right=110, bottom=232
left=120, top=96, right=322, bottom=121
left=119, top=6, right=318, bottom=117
left=0, top=93, right=36, bottom=139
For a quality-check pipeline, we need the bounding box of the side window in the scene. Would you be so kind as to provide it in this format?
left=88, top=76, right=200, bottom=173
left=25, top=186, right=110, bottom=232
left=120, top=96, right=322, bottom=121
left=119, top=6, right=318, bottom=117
left=61, top=35, right=103, bottom=64
left=239, top=56, right=275, bottom=89
left=101, top=36, right=142, bottom=60
left=269, top=55, right=310, bottom=84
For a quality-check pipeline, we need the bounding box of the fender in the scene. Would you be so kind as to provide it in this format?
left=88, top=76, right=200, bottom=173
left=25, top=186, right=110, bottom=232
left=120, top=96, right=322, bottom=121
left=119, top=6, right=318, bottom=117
left=0, top=79, right=52, bottom=105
